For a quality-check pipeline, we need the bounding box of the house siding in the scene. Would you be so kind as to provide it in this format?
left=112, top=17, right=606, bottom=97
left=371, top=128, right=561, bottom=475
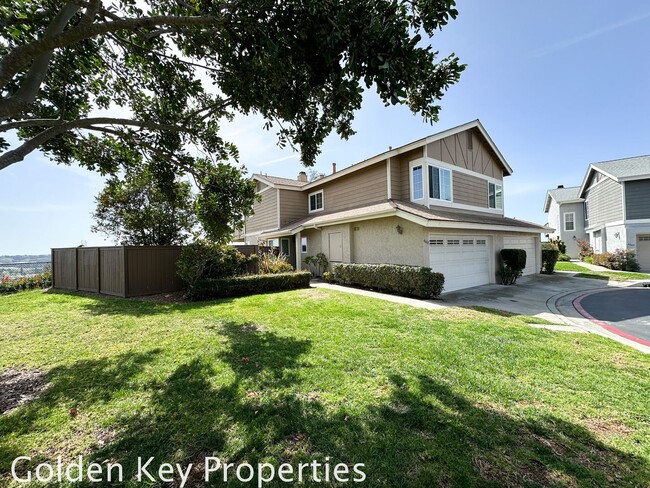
left=426, top=129, right=504, bottom=180
left=351, top=217, right=427, bottom=267
left=395, top=148, right=425, bottom=201
left=309, top=162, right=388, bottom=212
left=558, top=202, right=586, bottom=258
left=453, top=171, right=489, bottom=208
left=625, top=180, right=650, bottom=220
left=584, top=177, right=623, bottom=229
left=246, top=188, right=278, bottom=233
left=279, top=190, right=307, bottom=227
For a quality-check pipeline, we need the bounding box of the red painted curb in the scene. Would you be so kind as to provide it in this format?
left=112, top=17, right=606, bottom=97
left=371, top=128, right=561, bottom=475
left=573, top=291, right=650, bottom=347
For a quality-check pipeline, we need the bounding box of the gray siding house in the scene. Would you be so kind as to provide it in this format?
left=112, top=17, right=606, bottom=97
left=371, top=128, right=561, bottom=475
left=576, top=156, right=650, bottom=271
left=543, top=185, right=587, bottom=258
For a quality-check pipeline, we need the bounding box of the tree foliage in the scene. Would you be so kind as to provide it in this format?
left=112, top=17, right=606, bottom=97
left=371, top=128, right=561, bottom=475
left=91, top=168, right=197, bottom=245
left=0, top=0, right=464, bottom=236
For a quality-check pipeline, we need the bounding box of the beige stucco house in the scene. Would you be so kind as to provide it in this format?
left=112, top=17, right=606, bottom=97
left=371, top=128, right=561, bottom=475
left=239, top=120, right=550, bottom=292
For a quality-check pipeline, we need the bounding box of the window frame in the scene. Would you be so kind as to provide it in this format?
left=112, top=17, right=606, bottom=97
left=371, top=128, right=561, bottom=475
left=428, top=164, right=452, bottom=202
left=583, top=201, right=589, bottom=223
left=411, top=164, right=424, bottom=201
left=308, top=190, right=324, bottom=213
left=280, top=238, right=291, bottom=256
left=564, top=212, right=575, bottom=231
left=488, top=182, right=503, bottom=210
left=301, top=236, right=308, bottom=253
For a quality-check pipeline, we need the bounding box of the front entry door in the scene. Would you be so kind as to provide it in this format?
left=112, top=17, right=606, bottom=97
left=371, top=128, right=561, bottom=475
left=328, top=232, right=343, bottom=262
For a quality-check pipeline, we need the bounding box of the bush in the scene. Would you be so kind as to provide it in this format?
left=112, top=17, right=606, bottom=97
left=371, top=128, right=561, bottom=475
left=576, top=238, right=593, bottom=261
left=592, top=249, right=640, bottom=271
left=258, top=252, right=293, bottom=274
left=177, top=240, right=253, bottom=290
left=541, top=249, right=560, bottom=274
left=551, top=237, right=566, bottom=254
left=189, top=272, right=312, bottom=300
left=558, top=253, right=571, bottom=262
left=304, top=253, right=329, bottom=276
left=0, top=272, right=52, bottom=295
left=322, top=271, right=335, bottom=283
left=499, top=249, right=526, bottom=285
left=332, top=263, right=444, bottom=298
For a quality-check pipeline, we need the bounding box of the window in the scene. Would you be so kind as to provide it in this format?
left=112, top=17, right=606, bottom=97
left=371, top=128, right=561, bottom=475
left=280, top=238, right=290, bottom=256
left=301, top=237, right=308, bottom=253
left=584, top=201, right=589, bottom=222
left=411, top=165, right=423, bottom=200
left=429, top=239, right=444, bottom=245
left=462, top=239, right=474, bottom=245
left=267, top=238, right=279, bottom=247
left=488, top=182, right=503, bottom=209
left=428, top=165, right=452, bottom=201
left=447, top=239, right=460, bottom=245
left=476, top=239, right=487, bottom=245
left=564, top=212, right=575, bottom=231
left=308, top=190, right=323, bottom=212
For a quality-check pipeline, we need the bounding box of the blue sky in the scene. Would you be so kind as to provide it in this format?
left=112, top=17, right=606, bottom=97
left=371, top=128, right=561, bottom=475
left=2, top=0, right=650, bottom=254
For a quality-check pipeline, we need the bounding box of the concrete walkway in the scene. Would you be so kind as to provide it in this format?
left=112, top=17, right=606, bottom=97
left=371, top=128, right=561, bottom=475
left=313, top=275, right=650, bottom=354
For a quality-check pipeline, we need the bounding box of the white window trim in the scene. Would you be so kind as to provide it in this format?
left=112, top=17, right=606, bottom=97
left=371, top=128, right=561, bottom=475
left=409, top=162, right=424, bottom=202
left=488, top=181, right=503, bottom=210
left=301, top=236, right=308, bottom=253
left=428, top=164, right=453, bottom=202
left=564, top=212, right=575, bottom=231
left=308, top=190, right=324, bottom=213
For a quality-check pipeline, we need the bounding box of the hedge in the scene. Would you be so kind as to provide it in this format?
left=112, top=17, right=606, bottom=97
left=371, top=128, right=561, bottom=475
left=500, top=249, right=526, bottom=272
left=332, top=263, right=444, bottom=298
left=189, top=271, right=311, bottom=300
left=541, top=249, right=560, bottom=274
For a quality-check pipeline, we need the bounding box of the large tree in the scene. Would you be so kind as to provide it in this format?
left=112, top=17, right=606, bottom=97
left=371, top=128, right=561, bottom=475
left=0, top=0, right=464, bottom=237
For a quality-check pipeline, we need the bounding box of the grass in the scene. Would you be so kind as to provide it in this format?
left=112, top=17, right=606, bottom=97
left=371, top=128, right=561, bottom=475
left=555, top=261, right=650, bottom=282
left=1, top=289, right=650, bottom=486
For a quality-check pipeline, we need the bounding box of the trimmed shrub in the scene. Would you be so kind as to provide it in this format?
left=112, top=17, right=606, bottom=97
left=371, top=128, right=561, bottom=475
left=576, top=238, right=593, bottom=261
left=551, top=237, right=566, bottom=254
left=177, top=240, right=253, bottom=290
left=258, top=252, right=293, bottom=274
left=541, top=249, right=560, bottom=274
left=0, top=272, right=52, bottom=295
left=499, top=249, right=526, bottom=285
left=592, top=250, right=640, bottom=271
left=189, top=272, right=312, bottom=300
left=558, top=253, right=571, bottom=262
left=332, top=263, right=444, bottom=298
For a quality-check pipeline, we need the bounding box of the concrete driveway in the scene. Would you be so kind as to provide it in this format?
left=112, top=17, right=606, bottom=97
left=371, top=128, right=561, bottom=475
left=441, top=273, right=650, bottom=353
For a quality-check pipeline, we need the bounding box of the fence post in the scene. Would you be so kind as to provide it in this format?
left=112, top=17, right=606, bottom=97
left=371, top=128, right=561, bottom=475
left=51, top=249, right=55, bottom=288
left=97, top=247, right=101, bottom=294
left=75, top=247, right=79, bottom=291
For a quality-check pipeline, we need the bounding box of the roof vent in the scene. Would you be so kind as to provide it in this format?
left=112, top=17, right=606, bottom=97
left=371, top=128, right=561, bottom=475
left=297, top=171, right=308, bottom=182
left=332, top=162, right=337, bottom=174
left=557, top=185, right=564, bottom=189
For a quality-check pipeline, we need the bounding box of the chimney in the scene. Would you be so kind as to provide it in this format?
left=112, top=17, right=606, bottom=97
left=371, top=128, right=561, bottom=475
left=557, top=185, right=564, bottom=189
left=297, top=171, right=308, bottom=182
left=332, top=162, right=337, bottom=174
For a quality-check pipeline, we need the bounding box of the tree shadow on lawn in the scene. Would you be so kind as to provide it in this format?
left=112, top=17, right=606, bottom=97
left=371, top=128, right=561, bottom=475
left=3, top=323, right=648, bottom=486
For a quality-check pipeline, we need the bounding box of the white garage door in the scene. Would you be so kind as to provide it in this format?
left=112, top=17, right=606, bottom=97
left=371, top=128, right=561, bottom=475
left=637, top=235, right=650, bottom=272
left=503, top=236, right=537, bottom=276
left=429, top=235, right=491, bottom=292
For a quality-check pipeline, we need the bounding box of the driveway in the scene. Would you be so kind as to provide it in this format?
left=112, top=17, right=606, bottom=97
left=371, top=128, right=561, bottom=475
left=574, top=288, right=650, bottom=346
left=441, top=273, right=650, bottom=353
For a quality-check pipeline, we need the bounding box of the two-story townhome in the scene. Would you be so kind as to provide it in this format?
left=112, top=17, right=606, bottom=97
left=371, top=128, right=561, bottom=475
left=543, top=185, right=588, bottom=258
left=241, top=120, right=549, bottom=292
left=576, top=156, right=650, bottom=271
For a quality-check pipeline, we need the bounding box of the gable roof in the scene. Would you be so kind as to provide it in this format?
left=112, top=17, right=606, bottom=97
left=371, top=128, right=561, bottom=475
left=578, top=155, right=650, bottom=197
left=261, top=199, right=550, bottom=238
left=543, top=186, right=582, bottom=212
left=301, top=119, right=513, bottom=190
left=252, top=173, right=308, bottom=190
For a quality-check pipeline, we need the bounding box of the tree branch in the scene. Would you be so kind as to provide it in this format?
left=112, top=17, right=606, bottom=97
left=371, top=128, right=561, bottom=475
left=0, top=3, right=82, bottom=120
left=0, top=117, right=187, bottom=170
left=0, top=14, right=226, bottom=95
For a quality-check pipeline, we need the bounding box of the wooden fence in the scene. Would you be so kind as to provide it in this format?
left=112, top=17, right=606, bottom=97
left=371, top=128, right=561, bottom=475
left=52, top=246, right=184, bottom=297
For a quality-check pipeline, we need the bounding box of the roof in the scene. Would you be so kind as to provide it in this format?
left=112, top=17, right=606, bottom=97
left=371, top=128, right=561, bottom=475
left=592, top=155, right=650, bottom=180
left=262, top=199, right=550, bottom=237
left=578, top=155, right=650, bottom=197
left=543, top=186, right=582, bottom=212
left=253, top=174, right=307, bottom=188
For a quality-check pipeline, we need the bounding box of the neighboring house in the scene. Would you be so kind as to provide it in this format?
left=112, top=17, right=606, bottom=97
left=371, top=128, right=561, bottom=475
left=241, top=120, right=550, bottom=292
left=543, top=185, right=587, bottom=258
left=576, top=156, right=650, bottom=271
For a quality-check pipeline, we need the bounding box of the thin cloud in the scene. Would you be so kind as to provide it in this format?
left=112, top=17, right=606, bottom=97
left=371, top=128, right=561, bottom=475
left=256, top=154, right=299, bottom=167
left=531, top=11, right=650, bottom=58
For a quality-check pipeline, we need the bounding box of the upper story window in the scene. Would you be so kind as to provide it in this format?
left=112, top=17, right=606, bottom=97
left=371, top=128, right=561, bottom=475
left=428, top=165, right=452, bottom=201
left=564, top=212, right=575, bottom=231
left=584, top=201, right=589, bottom=222
left=488, top=182, right=503, bottom=209
left=411, top=165, right=423, bottom=200
left=308, top=190, right=323, bottom=213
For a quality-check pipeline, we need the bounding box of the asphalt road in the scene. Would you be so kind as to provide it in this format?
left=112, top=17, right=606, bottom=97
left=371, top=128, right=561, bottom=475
left=577, top=288, right=650, bottom=343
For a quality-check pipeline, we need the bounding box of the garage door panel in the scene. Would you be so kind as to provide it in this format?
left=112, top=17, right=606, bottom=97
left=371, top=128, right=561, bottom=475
left=637, top=235, right=650, bottom=272
left=503, top=236, right=537, bottom=276
left=429, top=235, right=491, bottom=292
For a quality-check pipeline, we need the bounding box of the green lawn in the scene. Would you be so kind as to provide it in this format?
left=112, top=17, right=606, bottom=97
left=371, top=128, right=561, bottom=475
left=555, top=261, right=650, bottom=282
left=1, top=289, right=650, bottom=486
